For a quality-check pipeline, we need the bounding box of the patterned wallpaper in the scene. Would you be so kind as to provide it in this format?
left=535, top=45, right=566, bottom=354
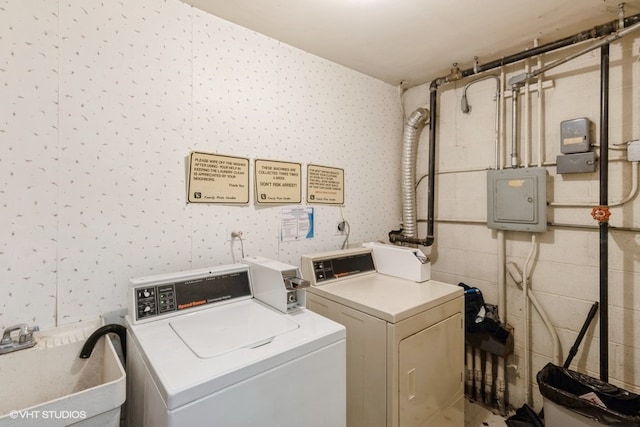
left=1, top=0, right=402, bottom=328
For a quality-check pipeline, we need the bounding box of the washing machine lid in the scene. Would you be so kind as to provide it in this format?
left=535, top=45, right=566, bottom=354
left=170, top=300, right=299, bottom=358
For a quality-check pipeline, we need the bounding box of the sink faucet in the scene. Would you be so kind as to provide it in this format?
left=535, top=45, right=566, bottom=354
left=0, top=323, right=39, bottom=355
left=79, top=324, right=127, bottom=362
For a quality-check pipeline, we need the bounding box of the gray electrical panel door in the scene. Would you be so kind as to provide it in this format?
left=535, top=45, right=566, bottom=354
left=487, top=167, right=547, bottom=232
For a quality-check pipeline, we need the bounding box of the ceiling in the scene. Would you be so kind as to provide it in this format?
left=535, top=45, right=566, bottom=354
left=182, top=0, right=640, bottom=87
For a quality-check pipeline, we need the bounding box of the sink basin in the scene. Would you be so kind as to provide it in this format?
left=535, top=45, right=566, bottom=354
left=0, top=320, right=126, bottom=427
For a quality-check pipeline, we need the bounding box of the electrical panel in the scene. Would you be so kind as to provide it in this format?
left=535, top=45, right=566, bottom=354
left=487, top=167, right=547, bottom=232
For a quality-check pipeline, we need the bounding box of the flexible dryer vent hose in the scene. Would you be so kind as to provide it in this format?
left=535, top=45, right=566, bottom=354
left=401, top=108, right=429, bottom=238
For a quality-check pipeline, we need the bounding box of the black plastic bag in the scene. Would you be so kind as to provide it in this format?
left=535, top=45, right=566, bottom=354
left=458, top=282, right=509, bottom=343
left=537, top=363, right=640, bottom=426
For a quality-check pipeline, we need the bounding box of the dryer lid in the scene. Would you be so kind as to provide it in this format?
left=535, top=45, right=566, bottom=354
left=169, top=301, right=299, bottom=358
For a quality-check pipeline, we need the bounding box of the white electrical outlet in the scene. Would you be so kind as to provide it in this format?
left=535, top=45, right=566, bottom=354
left=335, top=221, right=346, bottom=236
left=226, top=228, right=245, bottom=241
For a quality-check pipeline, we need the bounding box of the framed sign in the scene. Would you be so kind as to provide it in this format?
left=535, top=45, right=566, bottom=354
left=306, top=164, right=344, bottom=205
left=187, top=151, right=249, bottom=204
left=255, top=159, right=302, bottom=204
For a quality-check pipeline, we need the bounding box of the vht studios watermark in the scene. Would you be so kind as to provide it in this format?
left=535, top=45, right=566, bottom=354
left=9, top=409, right=87, bottom=420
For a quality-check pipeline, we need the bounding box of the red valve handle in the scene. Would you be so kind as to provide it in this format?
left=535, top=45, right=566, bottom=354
left=591, top=206, right=611, bottom=222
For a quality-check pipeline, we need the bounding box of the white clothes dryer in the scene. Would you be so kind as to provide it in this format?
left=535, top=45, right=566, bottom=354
left=301, top=247, right=464, bottom=427
left=125, top=263, right=346, bottom=427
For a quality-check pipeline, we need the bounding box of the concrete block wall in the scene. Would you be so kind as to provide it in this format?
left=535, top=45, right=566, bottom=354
left=405, top=35, right=640, bottom=408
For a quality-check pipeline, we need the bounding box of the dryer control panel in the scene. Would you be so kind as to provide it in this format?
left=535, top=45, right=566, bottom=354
left=301, top=248, right=376, bottom=286
left=129, top=265, right=252, bottom=324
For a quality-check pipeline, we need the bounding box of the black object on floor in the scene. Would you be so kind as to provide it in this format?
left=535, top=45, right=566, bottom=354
left=505, top=404, right=544, bottom=427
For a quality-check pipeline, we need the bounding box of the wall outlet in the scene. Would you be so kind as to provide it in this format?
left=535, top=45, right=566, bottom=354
left=335, top=221, right=347, bottom=236
left=226, top=228, right=245, bottom=241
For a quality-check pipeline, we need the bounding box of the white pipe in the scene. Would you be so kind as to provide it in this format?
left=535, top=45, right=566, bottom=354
left=466, top=345, right=474, bottom=395
left=511, top=86, right=519, bottom=168
left=497, top=231, right=506, bottom=324
left=500, top=69, right=506, bottom=169
left=508, top=235, right=562, bottom=407
left=524, top=57, right=530, bottom=167
left=508, top=260, right=561, bottom=366
left=536, top=39, right=544, bottom=168
left=550, top=161, right=638, bottom=207
left=496, top=363, right=506, bottom=414
left=484, top=356, right=493, bottom=406
left=494, top=79, right=501, bottom=170
left=528, top=291, right=562, bottom=365
left=475, top=349, right=483, bottom=399
left=522, top=235, right=536, bottom=405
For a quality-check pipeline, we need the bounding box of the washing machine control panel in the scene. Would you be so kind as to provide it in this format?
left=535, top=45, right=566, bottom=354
left=301, top=249, right=376, bottom=285
left=135, top=285, right=177, bottom=319
left=130, top=266, right=252, bottom=323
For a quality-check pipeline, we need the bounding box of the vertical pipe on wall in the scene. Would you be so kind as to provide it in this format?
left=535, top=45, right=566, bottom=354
left=510, top=87, right=520, bottom=167
left=474, top=349, right=483, bottom=399
left=599, top=43, right=610, bottom=382
left=484, top=353, right=493, bottom=406
left=536, top=39, right=544, bottom=168
left=466, top=345, right=474, bottom=395
left=524, top=57, right=530, bottom=167
left=500, top=69, right=507, bottom=170
left=496, top=68, right=507, bottom=414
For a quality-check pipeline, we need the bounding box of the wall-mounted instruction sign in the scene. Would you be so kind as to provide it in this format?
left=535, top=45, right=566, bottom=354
left=255, top=159, right=302, bottom=204
left=307, top=164, right=344, bottom=205
left=187, top=151, right=249, bottom=204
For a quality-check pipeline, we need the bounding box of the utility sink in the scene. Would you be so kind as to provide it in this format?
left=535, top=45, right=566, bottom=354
left=0, top=320, right=126, bottom=426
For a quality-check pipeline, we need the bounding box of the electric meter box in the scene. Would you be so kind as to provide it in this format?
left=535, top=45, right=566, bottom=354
left=560, top=117, right=592, bottom=154
left=556, top=152, right=597, bottom=174
left=487, top=167, right=547, bottom=232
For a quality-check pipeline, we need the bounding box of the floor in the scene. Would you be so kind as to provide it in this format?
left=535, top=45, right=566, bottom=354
left=465, top=399, right=508, bottom=427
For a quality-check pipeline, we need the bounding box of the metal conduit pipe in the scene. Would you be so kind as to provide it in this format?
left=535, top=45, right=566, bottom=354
left=460, top=14, right=640, bottom=80
left=460, top=75, right=501, bottom=169
left=510, top=86, right=520, bottom=167
left=509, top=20, right=640, bottom=86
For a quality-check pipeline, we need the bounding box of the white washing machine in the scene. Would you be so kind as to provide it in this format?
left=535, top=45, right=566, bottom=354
left=125, top=263, right=346, bottom=427
left=301, top=246, right=464, bottom=427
